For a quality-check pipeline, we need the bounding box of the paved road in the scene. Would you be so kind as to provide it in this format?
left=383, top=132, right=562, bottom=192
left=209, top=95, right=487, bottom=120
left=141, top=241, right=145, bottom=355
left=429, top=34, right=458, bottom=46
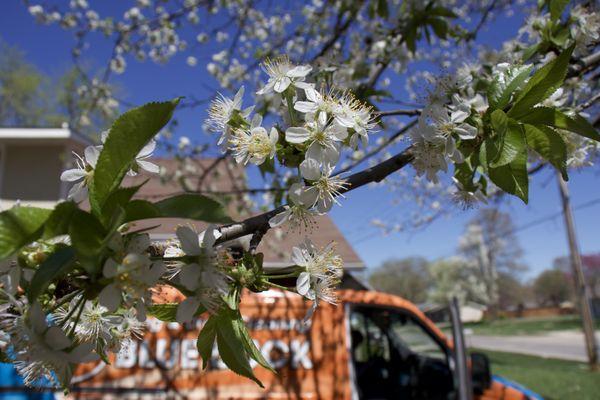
left=466, top=330, right=600, bottom=362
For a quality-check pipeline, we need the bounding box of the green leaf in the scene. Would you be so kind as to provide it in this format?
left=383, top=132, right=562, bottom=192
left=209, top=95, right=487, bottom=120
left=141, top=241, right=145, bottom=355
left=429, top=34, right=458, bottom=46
left=148, top=303, right=207, bottom=322
left=121, top=195, right=232, bottom=224
left=89, top=98, right=180, bottom=215
left=68, top=210, right=107, bottom=273
left=0, top=206, right=51, bottom=261
left=215, top=310, right=264, bottom=387
left=516, top=107, right=600, bottom=141
left=490, top=117, right=526, bottom=168
left=197, top=316, right=217, bottom=370
left=508, top=45, right=574, bottom=118
left=43, top=202, right=78, bottom=239
left=234, top=315, right=274, bottom=372
left=523, top=124, right=568, bottom=180
left=488, top=151, right=529, bottom=203
left=100, top=181, right=148, bottom=226
left=27, top=246, right=76, bottom=301
left=550, top=0, right=569, bottom=21
left=429, top=18, right=448, bottom=39
left=376, top=0, right=389, bottom=18
left=522, top=43, right=540, bottom=61
left=155, top=194, right=232, bottom=223
left=487, top=65, right=532, bottom=111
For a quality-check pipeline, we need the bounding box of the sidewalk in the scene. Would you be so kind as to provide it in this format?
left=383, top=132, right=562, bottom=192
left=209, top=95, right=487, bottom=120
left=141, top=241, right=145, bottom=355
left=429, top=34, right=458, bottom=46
left=466, top=330, right=600, bottom=362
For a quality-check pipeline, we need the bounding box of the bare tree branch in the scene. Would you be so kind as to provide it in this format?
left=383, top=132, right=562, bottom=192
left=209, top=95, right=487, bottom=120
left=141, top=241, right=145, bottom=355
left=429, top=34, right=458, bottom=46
left=216, top=147, right=414, bottom=244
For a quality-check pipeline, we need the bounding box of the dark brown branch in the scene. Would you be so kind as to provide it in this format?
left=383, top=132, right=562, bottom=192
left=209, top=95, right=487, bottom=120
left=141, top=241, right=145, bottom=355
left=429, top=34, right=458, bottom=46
left=336, top=119, right=417, bottom=175
left=216, top=148, right=414, bottom=244
left=376, top=109, right=422, bottom=117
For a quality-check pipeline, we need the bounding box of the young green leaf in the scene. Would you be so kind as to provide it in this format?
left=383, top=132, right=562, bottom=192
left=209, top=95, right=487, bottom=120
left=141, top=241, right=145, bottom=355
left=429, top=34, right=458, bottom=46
left=197, top=316, right=218, bottom=370
left=488, top=151, right=529, bottom=203
left=120, top=195, right=233, bottom=224
left=523, top=124, right=568, bottom=180
left=69, top=209, right=107, bottom=273
left=233, top=315, right=274, bottom=372
left=27, top=246, right=76, bottom=301
left=487, top=65, right=532, bottom=111
left=517, top=107, right=600, bottom=141
left=490, top=118, right=526, bottom=168
left=215, top=311, right=264, bottom=387
left=508, top=45, right=574, bottom=118
left=100, top=181, right=148, bottom=227
left=155, top=194, right=233, bottom=223
left=0, top=206, right=51, bottom=261
left=43, top=201, right=78, bottom=239
left=549, top=0, right=569, bottom=21
left=89, top=98, right=180, bottom=215
left=148, top=303, right=207, bottom=322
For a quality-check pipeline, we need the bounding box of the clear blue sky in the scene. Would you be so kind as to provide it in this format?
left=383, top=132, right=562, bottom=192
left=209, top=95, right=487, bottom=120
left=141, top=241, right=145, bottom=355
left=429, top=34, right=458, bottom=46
left=2, top=2, right=599, bottom=280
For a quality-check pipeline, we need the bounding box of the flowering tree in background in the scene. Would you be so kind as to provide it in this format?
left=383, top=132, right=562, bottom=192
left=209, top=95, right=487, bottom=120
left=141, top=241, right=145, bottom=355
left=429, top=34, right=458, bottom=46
left=0, top=0, right=599, bottom=390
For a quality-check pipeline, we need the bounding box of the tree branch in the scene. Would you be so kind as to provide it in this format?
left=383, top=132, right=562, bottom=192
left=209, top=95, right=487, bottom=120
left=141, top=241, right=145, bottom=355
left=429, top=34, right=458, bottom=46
left=215, top=147, right=414, bottom=244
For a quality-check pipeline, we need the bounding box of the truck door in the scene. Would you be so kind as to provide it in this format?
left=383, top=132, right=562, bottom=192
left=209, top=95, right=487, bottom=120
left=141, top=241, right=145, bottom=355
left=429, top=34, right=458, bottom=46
left=348, top=305, right=456, bottom=400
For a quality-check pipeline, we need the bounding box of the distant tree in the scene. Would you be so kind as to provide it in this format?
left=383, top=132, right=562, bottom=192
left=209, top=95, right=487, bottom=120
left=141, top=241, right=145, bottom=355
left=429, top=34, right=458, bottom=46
left=533, top=269, right=573, bottom=307
left=0, top=40, right=50, bottom=126
left=459, top=209, right=527, bottom=314
left=369, top=257, right=431, bottom=303
left=497, top=272, right=529, bottom=311
left=427, top=257, right=488, bottom=306
left=0, top=40, right=117, bottom=135
left=554, top=253, right=600, bottom=299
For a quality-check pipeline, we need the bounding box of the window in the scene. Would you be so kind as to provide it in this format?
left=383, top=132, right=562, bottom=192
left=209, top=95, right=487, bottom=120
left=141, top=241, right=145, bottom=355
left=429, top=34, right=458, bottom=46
left=349, top=306, right=455, bottom=400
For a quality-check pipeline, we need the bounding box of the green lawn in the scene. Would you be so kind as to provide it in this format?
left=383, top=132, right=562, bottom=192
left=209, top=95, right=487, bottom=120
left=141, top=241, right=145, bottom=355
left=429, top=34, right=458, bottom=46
left=463, top=315, right=600, bottom=336
left=476, top=349, right=600, bottom=400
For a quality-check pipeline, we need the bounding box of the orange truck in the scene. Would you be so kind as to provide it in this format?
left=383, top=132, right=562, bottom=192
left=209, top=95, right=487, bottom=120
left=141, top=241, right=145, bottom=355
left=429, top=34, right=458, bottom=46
left=64, top=289, right=543, bottom=400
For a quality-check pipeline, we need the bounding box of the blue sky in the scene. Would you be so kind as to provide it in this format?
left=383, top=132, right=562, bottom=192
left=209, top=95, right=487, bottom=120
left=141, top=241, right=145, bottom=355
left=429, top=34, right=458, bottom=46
left=1, top=2, right=599, bottom=280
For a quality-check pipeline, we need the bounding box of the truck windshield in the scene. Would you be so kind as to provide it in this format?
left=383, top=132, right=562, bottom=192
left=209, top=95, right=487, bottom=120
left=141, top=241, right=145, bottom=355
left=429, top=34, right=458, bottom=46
left=349, top=306, right=456, bottom=400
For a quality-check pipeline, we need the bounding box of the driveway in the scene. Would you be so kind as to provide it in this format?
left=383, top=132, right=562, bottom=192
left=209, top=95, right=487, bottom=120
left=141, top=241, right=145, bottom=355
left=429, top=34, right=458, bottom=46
left=466, top=330, right=600, bottom=362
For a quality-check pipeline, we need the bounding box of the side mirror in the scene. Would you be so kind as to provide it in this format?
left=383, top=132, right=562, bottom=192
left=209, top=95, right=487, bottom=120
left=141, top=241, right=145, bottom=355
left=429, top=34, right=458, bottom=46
left=470, top=352, right=492, bottom=394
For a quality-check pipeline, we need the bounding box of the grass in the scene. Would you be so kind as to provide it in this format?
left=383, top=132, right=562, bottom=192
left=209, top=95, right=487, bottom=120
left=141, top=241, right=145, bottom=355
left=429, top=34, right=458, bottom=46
left=476, top=349, right=600, bottom=400
left=462, top=315, right=600, bottom=336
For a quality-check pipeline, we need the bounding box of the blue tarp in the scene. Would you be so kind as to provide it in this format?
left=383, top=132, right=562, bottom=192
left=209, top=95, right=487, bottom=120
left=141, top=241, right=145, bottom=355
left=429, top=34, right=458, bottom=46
left=0, top=363, right=54, bottom=400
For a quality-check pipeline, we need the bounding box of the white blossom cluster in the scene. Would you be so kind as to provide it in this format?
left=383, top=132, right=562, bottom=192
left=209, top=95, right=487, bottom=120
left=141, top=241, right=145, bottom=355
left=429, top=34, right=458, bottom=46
left=206, top=55, right=373, bottom=307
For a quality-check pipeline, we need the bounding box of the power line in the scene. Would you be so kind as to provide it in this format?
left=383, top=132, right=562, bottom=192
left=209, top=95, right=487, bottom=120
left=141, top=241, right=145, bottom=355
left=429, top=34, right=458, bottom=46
left=351, top=197, right=600, bottom=247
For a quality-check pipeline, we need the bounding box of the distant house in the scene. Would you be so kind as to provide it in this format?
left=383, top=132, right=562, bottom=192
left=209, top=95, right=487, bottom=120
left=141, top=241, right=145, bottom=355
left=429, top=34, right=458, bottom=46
left=0, top=127, right=367, bottom=288
left=421, top=302, right=487, bottom=324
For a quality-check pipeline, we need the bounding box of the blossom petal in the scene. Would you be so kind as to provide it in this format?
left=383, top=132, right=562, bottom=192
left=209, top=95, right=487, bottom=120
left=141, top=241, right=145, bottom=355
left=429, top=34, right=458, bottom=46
left=60, top=169, right=85, bottom=182
left=137, top=159, right=160, bottom=174
left=292, top=247, right=308, bottom=267
left=45, top=326, right=71, bottom=350
left=103, top=258, right=119, bottom=278
left=300, top=158, right=321, bottom=181
left=98, top=283, right=121, bottom=312
left=67, top=342, right=98, bottom=363
left=176, top=296, right=201, bottom=323
left=84, top=145, right=100, bottom=168
left=296, top=272, right=311, bottom=296
left=179, top=264, right=201, bottom=290
left=176, top=226, right=201, bottom=256
left=29, top=302, right=47, bottom=334
left=137, top=140, right=156, bottom=157
left=287, top=65, right=312, bottom=78
left=294, top=101, right=318, bottom=114
left=268, top=207, right=291, bottom=228
left=285, top=127, right=311, bottom=144
left=274, top=76, right=292, bottom=93
left=297, top=186, right=319, bottom=207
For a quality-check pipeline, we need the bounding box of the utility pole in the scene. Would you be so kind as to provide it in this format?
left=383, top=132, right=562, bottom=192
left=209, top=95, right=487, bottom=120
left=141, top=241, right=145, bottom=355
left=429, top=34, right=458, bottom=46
left=557, top=174, right=598, bottom=369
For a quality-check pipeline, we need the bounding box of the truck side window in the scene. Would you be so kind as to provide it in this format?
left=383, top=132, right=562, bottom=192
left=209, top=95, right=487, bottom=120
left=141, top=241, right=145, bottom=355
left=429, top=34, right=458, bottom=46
left=350, top=306, right=456, bottom=400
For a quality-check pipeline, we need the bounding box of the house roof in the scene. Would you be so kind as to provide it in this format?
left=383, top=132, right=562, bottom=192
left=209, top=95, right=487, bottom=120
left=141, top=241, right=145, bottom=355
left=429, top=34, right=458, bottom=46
left=0, top=127, right=94, bottom=146
left=126, top=158, right=364, bottom=270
